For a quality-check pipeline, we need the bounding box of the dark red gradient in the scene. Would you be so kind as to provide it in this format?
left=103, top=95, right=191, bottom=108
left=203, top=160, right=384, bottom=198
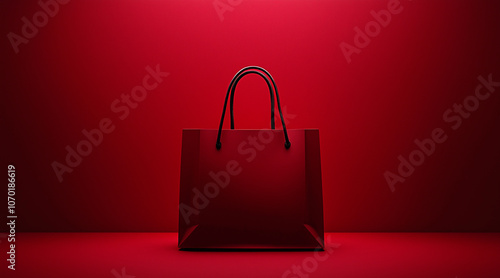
left=1, top=0, right=500, bottom=232
left=2, top=233, right=500, bottom=278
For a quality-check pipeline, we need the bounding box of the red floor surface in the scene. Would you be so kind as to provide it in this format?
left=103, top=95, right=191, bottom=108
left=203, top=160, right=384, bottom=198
left=2, top=233, right=500, bottom=277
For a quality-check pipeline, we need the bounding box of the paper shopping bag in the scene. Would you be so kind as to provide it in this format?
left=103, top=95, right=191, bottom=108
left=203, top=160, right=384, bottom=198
left=178, top=66, right=324, bottom=249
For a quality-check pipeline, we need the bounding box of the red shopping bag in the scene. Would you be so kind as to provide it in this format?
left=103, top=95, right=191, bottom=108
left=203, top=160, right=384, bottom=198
left=178, top=66, right=324, bottom=249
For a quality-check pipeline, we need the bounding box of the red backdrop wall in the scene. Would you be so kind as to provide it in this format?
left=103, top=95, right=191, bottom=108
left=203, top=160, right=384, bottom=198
left=1, top=0, right=499, bottom=232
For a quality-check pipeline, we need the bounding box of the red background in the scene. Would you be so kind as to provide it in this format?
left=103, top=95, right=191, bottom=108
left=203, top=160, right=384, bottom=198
left=1, top=0, right=499, bottom=232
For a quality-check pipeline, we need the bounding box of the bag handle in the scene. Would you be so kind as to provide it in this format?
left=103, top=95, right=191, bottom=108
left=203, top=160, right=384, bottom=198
left=229, top=66, right=276, bottom=129
left=216, top=66, right=291, bottom=150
